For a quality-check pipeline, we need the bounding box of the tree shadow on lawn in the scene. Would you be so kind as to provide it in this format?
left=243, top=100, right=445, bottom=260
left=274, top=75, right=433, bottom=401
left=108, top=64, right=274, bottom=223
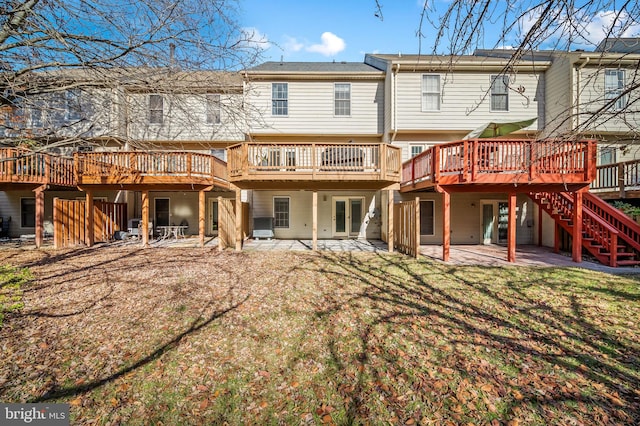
left=0, top=247, right=251, bottom=405
left=300, top=251, right=639, bottom=424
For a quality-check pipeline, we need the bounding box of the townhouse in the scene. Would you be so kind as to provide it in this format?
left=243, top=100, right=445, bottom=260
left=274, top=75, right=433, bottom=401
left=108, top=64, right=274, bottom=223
left=1, top=38, right=639, bottom=265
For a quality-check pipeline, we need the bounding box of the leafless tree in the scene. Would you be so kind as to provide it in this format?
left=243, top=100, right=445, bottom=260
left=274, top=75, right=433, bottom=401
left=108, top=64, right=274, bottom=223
left=0, top=0, right=264, bottom=151
left=383, top=1, right=640, bottom=147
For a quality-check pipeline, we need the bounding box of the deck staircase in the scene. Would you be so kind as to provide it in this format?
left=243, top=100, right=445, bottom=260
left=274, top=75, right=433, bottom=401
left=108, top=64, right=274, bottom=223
left=530, top=191, right=640, bottom=267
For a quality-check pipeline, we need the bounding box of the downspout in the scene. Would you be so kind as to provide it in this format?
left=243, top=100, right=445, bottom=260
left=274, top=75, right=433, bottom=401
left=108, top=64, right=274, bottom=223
left=391, top=63, right=400, bottom=142
left=574, top=57, right=590, bottom=131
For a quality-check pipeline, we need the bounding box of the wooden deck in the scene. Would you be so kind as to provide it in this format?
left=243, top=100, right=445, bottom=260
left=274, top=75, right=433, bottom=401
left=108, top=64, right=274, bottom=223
left=227, top=142, right=401, bottom=189
left=591, top=158, right=640, bottom=199
left=400, top=139, right=597, bottom=193
left=0, top=148, right=75, bottom=188
left=75, top=151, right=229, bottom=190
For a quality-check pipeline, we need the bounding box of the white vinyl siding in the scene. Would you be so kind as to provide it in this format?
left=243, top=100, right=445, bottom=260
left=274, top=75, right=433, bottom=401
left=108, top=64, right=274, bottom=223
left=421, top=75, right=440, bottom=111
left=149, top=94, right=163, bottom=124
left=272, top=83, right=288, bottom=116
left=273, top=197, right=290, bottom=228
left=65, top=89, right=82, bottom=120
left=334, top=83, right=351, bottom=116
left=490, top=75, right=509, bottom=111
left=249, top=80, right=383, bottom=135
left=604, top=69, right=626, bottom=111
left=206, top=94, right=221, bottom=124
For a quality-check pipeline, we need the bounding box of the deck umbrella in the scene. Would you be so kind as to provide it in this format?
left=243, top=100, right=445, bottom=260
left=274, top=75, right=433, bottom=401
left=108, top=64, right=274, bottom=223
left=462, top=118, right=537, bottom=139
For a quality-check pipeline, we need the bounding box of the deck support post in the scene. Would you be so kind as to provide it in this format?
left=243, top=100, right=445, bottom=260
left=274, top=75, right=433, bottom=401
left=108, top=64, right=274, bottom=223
left=572, top=190, right=583, bottom=263
left=235, top=188, right=242, bottom=252
left=217, top=196, right=224, bottom=252
left=86, top=190, right=94, bottom=247
left=312, top=191, right=318, bottom=251
left=141, top=190, right=149, bottom=247
left=198, top=189, right=205, bottom=248
left=537, top=201, right=543, bottom=247
left=442, top=189, right=450, bottom=261
left=414, top=196, right=420, bottom=259
left=554, top=222, right=560, bottom=254
left=387, top=188, right=394, bottom=253
left=507, top=192, right=516, bottom=262
left=34, top=186, right=45, bottom=248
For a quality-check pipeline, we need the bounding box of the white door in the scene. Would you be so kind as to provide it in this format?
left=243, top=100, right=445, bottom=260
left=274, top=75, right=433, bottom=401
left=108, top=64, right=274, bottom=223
left=332, top=197, right=364, bottom=238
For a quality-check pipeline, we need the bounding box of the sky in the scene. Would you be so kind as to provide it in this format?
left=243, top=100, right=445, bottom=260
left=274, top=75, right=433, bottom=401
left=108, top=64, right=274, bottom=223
left=239, top=0, right=640, bottom=63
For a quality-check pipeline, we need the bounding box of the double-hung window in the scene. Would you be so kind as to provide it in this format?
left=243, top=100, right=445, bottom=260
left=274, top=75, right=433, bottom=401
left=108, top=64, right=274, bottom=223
left=334, top=83, right=351, bottom=116
left=65, top=90, right=81, bottom=121
left=206, top=94, right=221, bottom=124
left=411, top=145, right=424, bottom=157
left=490, top=75, right=509, bottom=111
left=149, top=94, right=164, bottom=124
left=605, top=69, right=627, bottom=111
left=273, top=197, right=290, bottom=228
left=421, top=75, right=440, bottom=111
left=272, top=83, right=288, bottom=116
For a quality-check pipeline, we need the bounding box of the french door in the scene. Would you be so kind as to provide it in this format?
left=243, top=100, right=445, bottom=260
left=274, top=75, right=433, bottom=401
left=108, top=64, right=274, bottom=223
left=332, top=197, right=364, bottom=238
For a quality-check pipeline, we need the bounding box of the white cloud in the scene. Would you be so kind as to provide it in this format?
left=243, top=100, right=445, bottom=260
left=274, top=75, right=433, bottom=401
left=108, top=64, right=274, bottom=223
left=283, top=35, right=304, bottom=53
left=240, top=27, right=270, bottom=50
left=580, top=10, right=640, bottom=45
left=306, top=32, right=346, bottom=56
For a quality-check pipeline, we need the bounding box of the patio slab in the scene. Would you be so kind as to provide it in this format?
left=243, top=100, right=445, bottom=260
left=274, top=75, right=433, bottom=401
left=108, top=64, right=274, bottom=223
left=242, top=239, right=388, bottom=252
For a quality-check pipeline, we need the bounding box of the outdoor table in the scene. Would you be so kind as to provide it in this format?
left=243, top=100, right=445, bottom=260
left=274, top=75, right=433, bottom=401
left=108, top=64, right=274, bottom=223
left=157, top=225, right=187, bottom=240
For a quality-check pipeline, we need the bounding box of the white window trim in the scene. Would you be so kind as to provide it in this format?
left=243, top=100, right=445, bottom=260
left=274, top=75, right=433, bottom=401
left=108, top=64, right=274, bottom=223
left=271, top=82, right=289, bottom=117
left=206, top=94, right=222, bottom=125
left=420, top=199, right=435, bottom=236
left=604, top=69, right=627, bottom=112
left=20, top=197, right=36, bottom=229
left=421, top=74, right=441, bottom=112
left=490, top=74, right=509, bottom=112
left=273, top=196, right=290, bottom=229
left=410, top=144, right=425, bottom=158
left=334, top=82, right=351, bottom=117
left=149, top=94, right=164, bottom=125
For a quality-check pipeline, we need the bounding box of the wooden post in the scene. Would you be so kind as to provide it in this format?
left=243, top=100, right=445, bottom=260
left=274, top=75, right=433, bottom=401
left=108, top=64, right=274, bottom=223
left=34, top=186, right=45, bottom=248
left=618, top=162, right=626, bottom=199
left=387, top=188, right=394, bottom=253
left=312, top=191, right=318, bottom=251
left=198, top=189, right=205, bottom=247
left=572, top=190, right=583, bottom=263
left=442, top=189, right=450, bottom=261
left=141, top=190, right=149, bottom=247
left=235, top=188, right=242, bottom=252
left=217, top=195, right=224, bottom=252
left=554, top=223, right=560, bottom=254
left=537, top=202, right=543, bottom=247
left=414, top=196, right=420, bottom=259
left=507, top=192, right=516, bottom=262
left=86, top=190, right=94, bottom=247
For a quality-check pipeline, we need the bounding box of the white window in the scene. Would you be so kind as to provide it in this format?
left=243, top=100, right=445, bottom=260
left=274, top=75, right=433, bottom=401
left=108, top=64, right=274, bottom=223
left=149, top=94, right=163, bottom=124
left=599, top=147, right=616, bottom=165
left=420, top=200, right=435, bottom=236
left=272, top=83, right=288, bottom=116
left=65, top=89, right=81, bottom=120
left=21, top=198, right=36, bottom=228
left=411, top=145, right=424, bottom=157
left=421, top=75, right=440, bottom=111
left=605, top=69, right=627, bottom=111
left=210, top=148, right=226, bottom=162
left=206, top=94, right=221, bottom=124
left=490, top=75, right=509, bottom=111
left=334, top=83, right=351, bottom=116
left=273, top=197, right=290, bottom=228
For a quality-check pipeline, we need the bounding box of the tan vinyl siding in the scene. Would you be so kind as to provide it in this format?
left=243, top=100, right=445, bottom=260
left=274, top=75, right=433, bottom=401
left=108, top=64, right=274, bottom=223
left=394, top=71, right=543, bottom=131
left=578, top=66, right=639, bottom=133
left=247, top=80, right=384, bottom=135
left=251, top=190, right=382, bottom=239
left=543, top=55, right=573, bottom=136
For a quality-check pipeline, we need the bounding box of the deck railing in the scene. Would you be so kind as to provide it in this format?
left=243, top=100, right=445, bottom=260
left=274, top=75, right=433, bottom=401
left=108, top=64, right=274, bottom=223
left=227, top=142, right=401, bottom=181
left=0, top=148, right=75, bottom=186
left=75, top=151, right=228, bottom=184
left=591, top=159, right=640, bottom=193
left=402, top=139, right=595, bottom=187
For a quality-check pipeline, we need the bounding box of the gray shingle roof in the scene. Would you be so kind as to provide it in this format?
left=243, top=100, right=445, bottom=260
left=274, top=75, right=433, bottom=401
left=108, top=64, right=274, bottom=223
left=248, top=61, right=382, bottom=73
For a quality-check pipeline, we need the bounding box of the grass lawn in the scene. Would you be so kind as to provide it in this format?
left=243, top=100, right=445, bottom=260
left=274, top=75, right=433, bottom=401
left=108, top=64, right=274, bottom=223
left=0, top=246, right=638, bottom=425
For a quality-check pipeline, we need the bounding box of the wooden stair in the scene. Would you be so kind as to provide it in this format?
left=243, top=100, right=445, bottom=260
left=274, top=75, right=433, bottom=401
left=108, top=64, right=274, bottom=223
left=530, top=191, right=640, bottom=267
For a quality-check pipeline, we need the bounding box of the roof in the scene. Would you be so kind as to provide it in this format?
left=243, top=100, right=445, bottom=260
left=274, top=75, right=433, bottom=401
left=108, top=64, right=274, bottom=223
left=365, top=53, right=551, bottom=72
left=248, top=61, right=382, bottom=73
left=596, top=38, right=640, bottom=53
